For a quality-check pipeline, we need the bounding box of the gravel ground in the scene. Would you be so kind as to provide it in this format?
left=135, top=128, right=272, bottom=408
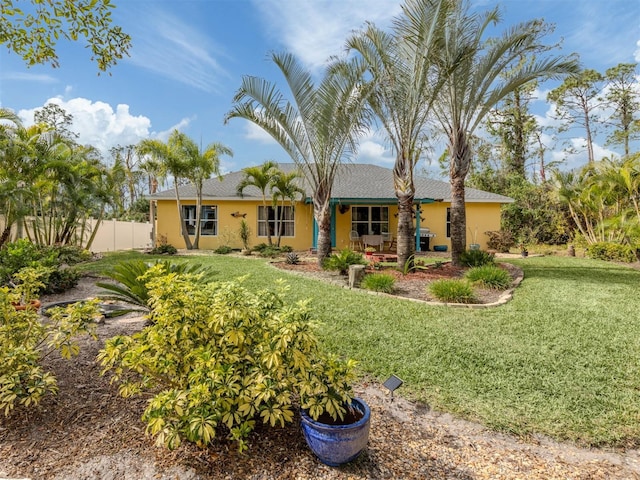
left=2, top=272, right=640, bottom=479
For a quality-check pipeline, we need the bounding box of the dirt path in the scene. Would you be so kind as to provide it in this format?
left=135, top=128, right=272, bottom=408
left=1, top=276, right=640, bottom=479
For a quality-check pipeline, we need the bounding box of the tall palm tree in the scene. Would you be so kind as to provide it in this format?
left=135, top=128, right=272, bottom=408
left=138, top=131, right=193, bottom=249
left=172, top=133, right=232, bottom=249
left=225, top=52, right=371, bottom=264
left=343, top=0, right=452, bottom=269
left=432, top=1, right=578, bottom=265
left=270, top=170, right=305, bottom=247
left=235, top=160, right=278, bottom=246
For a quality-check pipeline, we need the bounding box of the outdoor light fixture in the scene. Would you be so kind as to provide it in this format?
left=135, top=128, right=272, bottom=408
left=383, top=374, right=404, bottom=401
left=230, top=211, right=247, bottom=218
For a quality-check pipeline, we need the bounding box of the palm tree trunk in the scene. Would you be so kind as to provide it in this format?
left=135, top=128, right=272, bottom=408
left=0, top=225, right=12, bottom=248
left=174, top=182, right=193, bottom=250
left=396, top=194, right=415, bottom=270
left=450, top=173, right=467, bottom=266
left=313, top=195, right=332, bottom=266
left=394, top=156, right=417, bottom=270
left=263, top=198, right=273, bottom=246
left=450, top=130, right=472, bottom=267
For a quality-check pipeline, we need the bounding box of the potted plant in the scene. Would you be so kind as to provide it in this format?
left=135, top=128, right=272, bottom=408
left=520, top=243, right=529, bottom=257
left=239, top=219, right=252, bottom=255
left=364, top=246, right=376, bottom=259
left=300, top=396, right=371, bottom=466
left=468, top=226, right=480, bottom=250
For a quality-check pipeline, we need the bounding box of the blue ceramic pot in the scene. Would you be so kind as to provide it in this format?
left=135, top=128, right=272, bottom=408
left=300, top=397, right=371, bottom=466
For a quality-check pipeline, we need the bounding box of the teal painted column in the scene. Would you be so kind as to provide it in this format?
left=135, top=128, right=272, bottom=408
left=312, top=217, right=318, bottom=249
left=415, top=202, right=421, bottom=252
left=330, top=204, right=336, bottom=247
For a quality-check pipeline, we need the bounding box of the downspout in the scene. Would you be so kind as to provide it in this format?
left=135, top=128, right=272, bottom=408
left=415, top=201, right=422, bottom=252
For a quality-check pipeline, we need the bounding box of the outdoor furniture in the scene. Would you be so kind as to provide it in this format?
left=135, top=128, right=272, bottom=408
left=361, top=234, right=384, bottom=251
left=349, top=231, right=363, bottom=250
left=381, top=232, right=392, bottom=250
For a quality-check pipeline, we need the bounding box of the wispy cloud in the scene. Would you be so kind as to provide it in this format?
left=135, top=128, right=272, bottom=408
left=124, top=7, right=229, bottom=92
left=0, top=72, right=57, bottom=84
left=252, top=0, right=401, bottom=71
left=562, top=2, right=639, bottom=67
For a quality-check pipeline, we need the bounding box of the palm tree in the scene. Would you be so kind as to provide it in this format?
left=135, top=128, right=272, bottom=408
left=225, top=53, right=371, bottom=263
left=138, top=131, right=193, bottom=249
left=270, top=170, right=305, bottom=247
left=171, top=133, right=232, bottom=249
left=343, top=0, right=452, bottom=269
left=432, top=2, right=578, bottom=265
left=235, top=161, right=279, bottom=246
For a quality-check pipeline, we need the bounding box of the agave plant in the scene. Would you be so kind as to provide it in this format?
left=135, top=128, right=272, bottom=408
left=96, top=260, right=217, bottom=312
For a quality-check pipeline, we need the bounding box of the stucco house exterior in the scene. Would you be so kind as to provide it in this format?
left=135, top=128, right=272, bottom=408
left=151, top=163, right=513, bottom=252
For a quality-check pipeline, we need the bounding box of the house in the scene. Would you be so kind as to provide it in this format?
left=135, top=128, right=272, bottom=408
left=151, top=163, right=513, bottom=252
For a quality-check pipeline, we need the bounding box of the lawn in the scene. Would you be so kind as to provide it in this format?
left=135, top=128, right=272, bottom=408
left=83, top=252, right=640, bottom=448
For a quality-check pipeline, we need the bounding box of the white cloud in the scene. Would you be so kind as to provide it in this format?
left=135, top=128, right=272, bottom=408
left=636, top=40, right=640, bottom=62
left=253, top=0, right=401, bottom=71
left=549, top=137, right=617, bottom=171
left=125, top=7, right=229, bottom=92
left=18, top=97, right=153, bottom=159
left=244, top=122, right=278, bottom=144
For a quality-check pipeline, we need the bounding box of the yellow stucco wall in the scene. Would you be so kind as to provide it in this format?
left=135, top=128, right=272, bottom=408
left=155, top=199, right=315, bottom=251
left=155, top=199, right=503, bottom=251
left=419, top=202, right=503, bottom=250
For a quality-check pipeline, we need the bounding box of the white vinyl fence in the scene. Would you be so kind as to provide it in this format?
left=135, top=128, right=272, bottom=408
left=0, top=215, right=153, bottom=253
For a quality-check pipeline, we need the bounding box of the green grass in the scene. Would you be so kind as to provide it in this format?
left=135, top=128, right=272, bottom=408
left=85, top=252, right=640, bottom=448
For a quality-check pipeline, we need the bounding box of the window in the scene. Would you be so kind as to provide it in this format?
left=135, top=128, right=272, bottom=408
left=258, top=206, right=295, bottom=237
left=182, top=205, right=217, bottom=236
left=351, top=206, right=389, bottom=235
left=446, top=207, right=451, bottom=238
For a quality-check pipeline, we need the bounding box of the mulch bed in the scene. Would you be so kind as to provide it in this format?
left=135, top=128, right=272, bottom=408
left=273, top=256, right=521, bottom=305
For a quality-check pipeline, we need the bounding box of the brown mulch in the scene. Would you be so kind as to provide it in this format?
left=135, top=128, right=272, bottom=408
left=1, top=272, right=640, bottom=479
left=273, top=255, right=523, bottom=305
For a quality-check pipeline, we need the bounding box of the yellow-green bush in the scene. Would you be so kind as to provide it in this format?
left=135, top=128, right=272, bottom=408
left=98, top=266, right=356, bottom=451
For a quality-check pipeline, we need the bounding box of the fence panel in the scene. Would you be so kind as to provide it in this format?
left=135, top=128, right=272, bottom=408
left=0, top=215, right=153, bottom=252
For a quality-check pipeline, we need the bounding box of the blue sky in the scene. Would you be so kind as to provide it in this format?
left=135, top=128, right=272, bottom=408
left=1, top=0, right=639, bottom=177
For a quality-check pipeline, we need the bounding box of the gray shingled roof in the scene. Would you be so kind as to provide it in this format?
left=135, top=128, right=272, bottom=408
left=150, top=163, right=513, bottom=204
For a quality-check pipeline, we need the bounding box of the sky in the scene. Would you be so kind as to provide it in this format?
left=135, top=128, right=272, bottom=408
left=1, top=0, right=639, bottom=178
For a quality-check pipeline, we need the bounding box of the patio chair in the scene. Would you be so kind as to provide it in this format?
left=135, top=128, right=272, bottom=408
left=349, top=230, right=363, bottom=250
left=381, top=232, right=392, bottom=251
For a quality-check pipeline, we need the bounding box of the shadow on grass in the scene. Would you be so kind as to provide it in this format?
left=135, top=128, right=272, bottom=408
left=511, top=256, right=640, bottom=287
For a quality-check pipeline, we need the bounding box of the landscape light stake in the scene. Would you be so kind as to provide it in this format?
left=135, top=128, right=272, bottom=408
left=383, top=374, right=404, bottom=402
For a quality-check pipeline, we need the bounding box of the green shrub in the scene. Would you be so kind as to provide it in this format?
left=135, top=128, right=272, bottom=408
left=361, top=273, right=395, bottom=293
left=214, top=245, right=234, bottom=255
left=428, top=279, right=476, bottom=303
left=150, top=244, right=177, bottom=255
left=96, top=260, right=217, bottom=312
left=0, top=239, right=53, bottom=284
left=322, top=249, right=367, bottom=275
left=48, top=245, right=93, bottom=264
left=98, top=270, right=356, bottom=452
left=284, top=252, right=300, bottom=265
left=465, top=265, right=512, bottom=290
left=485, top=230, right=515, bottom=253
left=1, top=272, right=99, bottom=416
left=586, top=242, right=637, bottom=263
left=458, top=249, right=495, bottom=267
left=42, top=268, right=81, bottom=294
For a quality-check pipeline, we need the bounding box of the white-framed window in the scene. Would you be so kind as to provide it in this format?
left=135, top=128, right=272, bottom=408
left=351, top=206, right=389, bottom=235
left=182, top=205, right=217, bottom=236
left=258, top=205, right=295, bottom=237
left=446, top=207, right=451, bottom=238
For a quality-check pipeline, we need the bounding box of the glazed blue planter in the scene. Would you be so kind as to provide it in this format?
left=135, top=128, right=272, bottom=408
left=300, top=397, right=371, bottom=466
